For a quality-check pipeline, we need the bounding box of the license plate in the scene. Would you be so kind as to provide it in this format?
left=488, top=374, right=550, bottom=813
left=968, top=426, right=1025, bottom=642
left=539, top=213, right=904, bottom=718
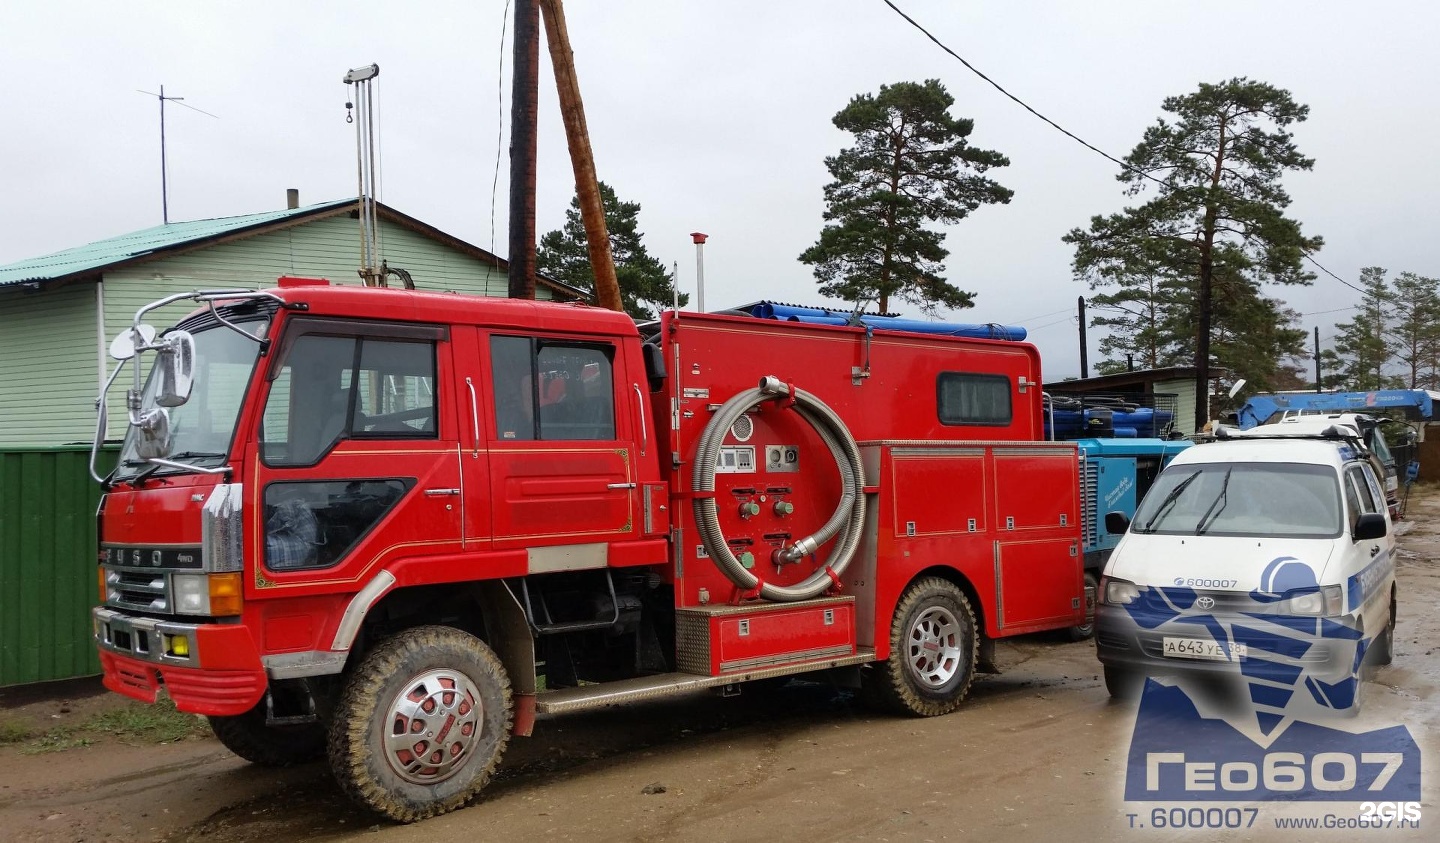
left=1162, top=637, right=1247, bottom=661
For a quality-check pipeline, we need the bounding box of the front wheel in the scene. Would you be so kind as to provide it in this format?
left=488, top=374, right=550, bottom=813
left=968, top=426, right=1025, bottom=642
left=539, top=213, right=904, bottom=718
left=862, top=577, right=978, bottom=717
left=208, top=700, right=326, bottom=767
left=328, top=626, right=512, bottom=823
left=1104, top=665, right=1142, bottom=700
left=1371, top=589, right=1397, bottom=666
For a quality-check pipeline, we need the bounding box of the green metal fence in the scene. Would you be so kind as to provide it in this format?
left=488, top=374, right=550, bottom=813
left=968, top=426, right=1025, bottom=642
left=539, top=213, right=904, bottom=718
left=0, top=445, right=117, bottom=687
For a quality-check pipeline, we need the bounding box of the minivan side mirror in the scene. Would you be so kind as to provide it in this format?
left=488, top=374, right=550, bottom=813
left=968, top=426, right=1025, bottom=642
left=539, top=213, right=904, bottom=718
left=1353, top=512, right=1387, bottom=542
left=1104, top=511, right=1131, bottom=534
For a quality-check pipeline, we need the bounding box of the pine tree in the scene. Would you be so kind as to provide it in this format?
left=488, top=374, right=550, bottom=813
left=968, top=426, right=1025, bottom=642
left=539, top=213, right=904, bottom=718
left=1388, top=271, right=1440, bottom=389
left=799, top=80, right=1012, bottom=315
left=537, top=182, right=686, bottom=321
left=1329, top=266, right=1399, bottom=389
left=1064, top=78, right=1322, bottom=429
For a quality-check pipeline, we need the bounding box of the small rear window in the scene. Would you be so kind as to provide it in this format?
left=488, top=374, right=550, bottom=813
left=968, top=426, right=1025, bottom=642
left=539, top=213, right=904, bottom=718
left=937, top=372, right=1012, bottom=426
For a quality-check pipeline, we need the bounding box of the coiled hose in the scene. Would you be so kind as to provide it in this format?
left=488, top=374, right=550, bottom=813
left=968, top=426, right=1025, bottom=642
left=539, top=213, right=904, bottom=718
left=692, top=376, right=867, bottom=601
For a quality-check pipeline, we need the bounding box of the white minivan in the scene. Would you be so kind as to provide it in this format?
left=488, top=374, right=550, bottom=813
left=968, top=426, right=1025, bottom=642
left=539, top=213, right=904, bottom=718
left=1094, top=425, right=1398, bottom=717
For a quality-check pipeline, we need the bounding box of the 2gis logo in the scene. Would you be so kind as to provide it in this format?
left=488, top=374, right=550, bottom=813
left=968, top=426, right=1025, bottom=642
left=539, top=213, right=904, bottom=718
left=1359, top=802, right=1423, bottom=823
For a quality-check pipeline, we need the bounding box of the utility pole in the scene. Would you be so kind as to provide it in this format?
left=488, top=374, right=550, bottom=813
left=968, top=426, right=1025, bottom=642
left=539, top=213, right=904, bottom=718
left=539, top=0, right=621, bottom=312
left=1077, top=296, right=1089, bottom=379
left=508, top=0, right=540, bottom=300
left=1315, top=325, right=1322, bottom=392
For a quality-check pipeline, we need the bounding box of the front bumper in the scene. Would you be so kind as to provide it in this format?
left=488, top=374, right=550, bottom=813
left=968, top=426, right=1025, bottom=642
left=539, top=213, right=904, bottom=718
left=1095, top=602, right=1358, bottom=686
left=93, top=607, right=266, bottom=716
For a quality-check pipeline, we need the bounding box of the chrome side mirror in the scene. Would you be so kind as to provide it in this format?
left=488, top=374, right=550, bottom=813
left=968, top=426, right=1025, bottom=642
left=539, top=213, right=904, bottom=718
left=154, top=330, right=196, bottom=408
left=109, top=324, right=156, bottom=361
left=133, top=407, right=172, bottom=459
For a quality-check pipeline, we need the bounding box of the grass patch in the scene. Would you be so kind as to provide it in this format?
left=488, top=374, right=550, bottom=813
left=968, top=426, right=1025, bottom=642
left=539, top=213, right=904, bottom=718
left=20, top=698, right=208, bottom=755
left=0, top=720, right=31, bottom=745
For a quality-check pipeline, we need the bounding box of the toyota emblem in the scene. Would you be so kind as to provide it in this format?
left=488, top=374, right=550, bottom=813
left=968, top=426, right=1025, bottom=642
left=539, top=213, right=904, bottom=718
left=1196, top=596, right=1216, bottom=610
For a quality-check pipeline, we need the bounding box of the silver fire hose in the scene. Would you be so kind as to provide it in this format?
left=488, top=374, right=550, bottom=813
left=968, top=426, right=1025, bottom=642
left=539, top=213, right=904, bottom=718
left=692, top=376, right=867, bottom=602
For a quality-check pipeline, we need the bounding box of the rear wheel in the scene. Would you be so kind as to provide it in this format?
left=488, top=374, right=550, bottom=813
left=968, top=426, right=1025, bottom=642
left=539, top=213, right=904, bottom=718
left=862, top=577, right=978, bottom=717
left=328, top=625, right=512, bottom=822
left=1066, top=572, right=1099, bottom=641
left=208, top=700, right=326, bottom=767
left=1104, top=665, right=1142, bottom=700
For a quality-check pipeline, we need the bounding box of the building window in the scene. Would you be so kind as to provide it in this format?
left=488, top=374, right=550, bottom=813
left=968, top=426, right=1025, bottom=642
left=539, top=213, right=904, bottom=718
left=937, top=372, right=1012, bottom=426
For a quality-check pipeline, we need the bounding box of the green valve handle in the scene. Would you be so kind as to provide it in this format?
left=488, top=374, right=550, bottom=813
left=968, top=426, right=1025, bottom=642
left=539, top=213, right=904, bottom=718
left=740, top=501, right=761, bottom=517
left=739, top=551, right=755, bottom=569
left=773, top=501, right=794, bottom=516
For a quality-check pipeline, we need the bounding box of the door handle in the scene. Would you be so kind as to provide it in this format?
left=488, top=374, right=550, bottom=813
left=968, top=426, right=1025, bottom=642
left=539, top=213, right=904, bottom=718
left=607, top=482, right=637, bottom=490
left=425, top=488, right=461, bottom=497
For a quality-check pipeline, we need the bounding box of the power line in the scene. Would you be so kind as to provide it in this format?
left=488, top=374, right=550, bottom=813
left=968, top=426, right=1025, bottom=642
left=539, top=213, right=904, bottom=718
left=878, top=0, right=1163, bottom=189
left=1007, top=305, right=1073, bottom=325
left=1300, top=304, right=1359, bottom=317
left=879, top=1, right=1364, bottom=301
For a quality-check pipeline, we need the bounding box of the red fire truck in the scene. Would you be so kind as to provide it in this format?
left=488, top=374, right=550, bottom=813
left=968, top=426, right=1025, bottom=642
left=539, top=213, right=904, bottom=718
left=91, top=279, right=1082, bottom=821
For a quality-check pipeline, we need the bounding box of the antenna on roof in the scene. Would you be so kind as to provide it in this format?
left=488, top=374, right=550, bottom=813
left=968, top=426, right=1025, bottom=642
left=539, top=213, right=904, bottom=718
left=136, top=86, right=219, bottom=225
left=343, top=63, right=384, bottom=287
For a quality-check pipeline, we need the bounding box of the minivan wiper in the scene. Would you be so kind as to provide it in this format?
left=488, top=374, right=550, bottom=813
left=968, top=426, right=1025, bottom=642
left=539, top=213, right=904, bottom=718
left=1137, top=470, right=1202, bottom=533
left=1194, top=467, right=1233, bottom=535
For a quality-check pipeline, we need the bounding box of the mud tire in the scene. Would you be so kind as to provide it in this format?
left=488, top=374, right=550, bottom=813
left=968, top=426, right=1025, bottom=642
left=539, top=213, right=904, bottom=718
left=328, top=625, right=512, bottom=823
left=208, top=702, right=326, bottom=767
left=1104, top=665, right=1142, bottom=700
left=862, top=577, right=978, bottom=717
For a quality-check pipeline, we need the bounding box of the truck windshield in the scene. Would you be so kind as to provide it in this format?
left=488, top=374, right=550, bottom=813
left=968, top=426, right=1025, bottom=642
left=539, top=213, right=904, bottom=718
left=1131, top=462, right=1341, bottom=539
left=114, top=320, right=266, bottom=479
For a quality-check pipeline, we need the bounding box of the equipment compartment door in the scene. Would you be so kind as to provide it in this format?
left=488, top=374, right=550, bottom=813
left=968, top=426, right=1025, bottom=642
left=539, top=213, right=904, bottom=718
left=995, top=538, right=1083, bottom=633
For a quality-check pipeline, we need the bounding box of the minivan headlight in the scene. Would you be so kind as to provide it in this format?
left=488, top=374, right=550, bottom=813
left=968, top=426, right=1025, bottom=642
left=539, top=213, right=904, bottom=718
left=1285, top=584, right=1344, bottom=617
left=1103, top=576, right=1141, bottom=606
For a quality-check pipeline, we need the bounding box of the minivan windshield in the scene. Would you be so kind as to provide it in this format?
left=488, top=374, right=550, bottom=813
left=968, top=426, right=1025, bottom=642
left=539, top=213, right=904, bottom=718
left=1131, top=462, right=1342, bottom=539
left=114, top=320, right=265, bottom=479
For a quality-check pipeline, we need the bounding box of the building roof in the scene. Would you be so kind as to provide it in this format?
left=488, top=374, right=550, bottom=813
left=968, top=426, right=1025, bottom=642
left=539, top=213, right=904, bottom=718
left=1045, top=366, right=1221, bottom=392
left=0, top=199, right=585, bottom=300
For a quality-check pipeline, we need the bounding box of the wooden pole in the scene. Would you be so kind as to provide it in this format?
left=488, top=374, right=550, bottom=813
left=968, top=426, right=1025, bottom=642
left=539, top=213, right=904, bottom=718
left=507, top=0, right=539, bottom=299
left=539, top=0, right=623, bottom=313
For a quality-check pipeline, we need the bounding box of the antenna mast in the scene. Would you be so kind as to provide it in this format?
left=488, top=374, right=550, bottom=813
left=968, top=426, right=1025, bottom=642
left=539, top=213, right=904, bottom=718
left=137, top=86, right=217, bottom=224
left=344, top=64, right=383, bottom=286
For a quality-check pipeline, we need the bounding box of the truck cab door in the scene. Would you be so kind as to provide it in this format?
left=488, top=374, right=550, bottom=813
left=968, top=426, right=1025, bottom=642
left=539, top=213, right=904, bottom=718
left=246, top=320, right=463, bottom=599
left=483, top=334, right=652, bottom=572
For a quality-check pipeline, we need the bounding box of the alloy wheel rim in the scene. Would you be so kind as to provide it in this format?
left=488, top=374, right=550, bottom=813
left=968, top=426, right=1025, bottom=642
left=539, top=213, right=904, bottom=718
left=907, top=605, right=964, bottom=688
left=382, top=668, right=484, bottom=785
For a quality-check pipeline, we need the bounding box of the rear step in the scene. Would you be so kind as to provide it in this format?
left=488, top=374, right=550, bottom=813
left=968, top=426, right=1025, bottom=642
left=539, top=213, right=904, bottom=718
left=533, top=648, right=877, bottom=716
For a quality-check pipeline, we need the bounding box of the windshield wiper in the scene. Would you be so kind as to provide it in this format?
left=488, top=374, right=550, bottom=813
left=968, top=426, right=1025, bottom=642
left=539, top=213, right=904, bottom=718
left=166, top=450, right=228, bottom=462
left=1137, top=470, right=1202, bottom=533
left=1194, top=467, right=1233, bottom=535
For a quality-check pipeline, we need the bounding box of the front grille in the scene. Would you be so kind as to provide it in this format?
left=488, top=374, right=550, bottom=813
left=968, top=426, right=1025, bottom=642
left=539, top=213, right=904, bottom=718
left=105, top=567, right=171, bottom=613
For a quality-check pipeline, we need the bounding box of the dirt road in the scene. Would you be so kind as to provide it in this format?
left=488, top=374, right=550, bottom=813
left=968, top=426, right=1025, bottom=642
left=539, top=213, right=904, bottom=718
left=5, top=489, right=1440, bottom=843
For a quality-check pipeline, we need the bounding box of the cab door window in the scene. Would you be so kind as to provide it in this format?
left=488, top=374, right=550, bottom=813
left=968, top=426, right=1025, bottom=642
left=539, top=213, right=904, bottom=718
left=490, top=336, right=615, bottom=441
left=1345, top=465, right=1380, bottom=522
left=262, top=331, right=439, bottom=466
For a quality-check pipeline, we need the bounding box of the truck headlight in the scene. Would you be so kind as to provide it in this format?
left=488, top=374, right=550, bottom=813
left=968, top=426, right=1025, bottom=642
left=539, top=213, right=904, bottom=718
left=172, top=573, right=210, bottom=615
left=1286, top=584, right=1344, bottom=617
left=1103, top=576, right=1141, bottom=606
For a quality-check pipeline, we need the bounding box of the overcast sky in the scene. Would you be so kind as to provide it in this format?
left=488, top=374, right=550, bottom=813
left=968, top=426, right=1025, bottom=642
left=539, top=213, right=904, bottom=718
left=3, top=1, right=1436, bottom=379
